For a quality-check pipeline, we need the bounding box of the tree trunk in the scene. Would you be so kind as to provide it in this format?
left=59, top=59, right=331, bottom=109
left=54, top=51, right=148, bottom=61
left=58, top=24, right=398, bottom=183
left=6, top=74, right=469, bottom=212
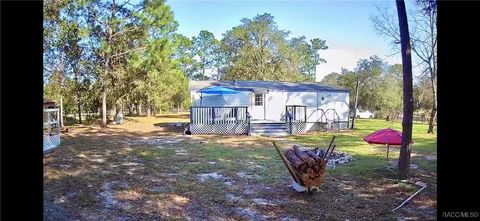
left=115, top=98, right=123, bottom=118
left=135, top=103, right=140, bottom=116
left=427, top=76, right=437, bottom=133
left=427, top=6, right=437, bottom=133
left=127, top=102, right=133, bottom=116
left=60, top=96, right=64, bottom=128
left=427, top=107, right=436, bottom=133
left=59, top=50, right=65, bottom=128
left=101, top=25, right=113, bottom=127
left=146, top=102, right=151, bottom=117
left=396, top=0, right=414, bottom=180
left=351, top=76, right=360, bottom=129
left=101, top=86, right=107, bottom=127
left=77, top=99, right=82, bottom=124
left=139, top=103, right=142, bottom=116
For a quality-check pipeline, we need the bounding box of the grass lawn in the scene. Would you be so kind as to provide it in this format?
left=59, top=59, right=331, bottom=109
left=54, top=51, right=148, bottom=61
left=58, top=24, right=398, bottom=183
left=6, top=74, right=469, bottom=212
left=44, top=114, right=437, bottom=220
left=288, top=119, right=437, bottom=176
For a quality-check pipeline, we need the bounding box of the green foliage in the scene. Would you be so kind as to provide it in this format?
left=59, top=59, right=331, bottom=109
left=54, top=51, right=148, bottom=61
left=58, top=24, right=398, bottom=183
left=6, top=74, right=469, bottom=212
left=322, top=57, right=405, bottom=119
left=353, top=55, right=385, bottom=110
left=189, top=30, right=221, bottom=80
left=320, top=72, right=342, bottom=86
left=413, top=77, right=433, bottom=112
left=290, top=37, right=328, bottom=81
left=221, top=13, right=327, bottom=81
left=172, top=34, right=195, bottom=77
left=377, top=64, right=403, bottom=119
left=43, top=0, right=190, bottom=122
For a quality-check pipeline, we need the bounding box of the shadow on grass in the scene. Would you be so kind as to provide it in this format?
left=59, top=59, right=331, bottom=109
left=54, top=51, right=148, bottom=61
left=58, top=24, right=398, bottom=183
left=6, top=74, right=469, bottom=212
left=154, top=113, right=190, bottom=119
left=153, top=123, right=186, bottom=133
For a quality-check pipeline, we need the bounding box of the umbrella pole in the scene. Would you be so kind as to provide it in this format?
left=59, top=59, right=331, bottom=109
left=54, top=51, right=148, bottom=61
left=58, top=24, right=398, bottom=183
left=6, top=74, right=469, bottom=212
left=386, top=144, right=390, bottom=168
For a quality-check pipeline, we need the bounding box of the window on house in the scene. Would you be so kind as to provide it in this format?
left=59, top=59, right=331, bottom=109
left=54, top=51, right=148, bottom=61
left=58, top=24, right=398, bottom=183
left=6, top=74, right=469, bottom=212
left=255, top=94, right=263, bottom=106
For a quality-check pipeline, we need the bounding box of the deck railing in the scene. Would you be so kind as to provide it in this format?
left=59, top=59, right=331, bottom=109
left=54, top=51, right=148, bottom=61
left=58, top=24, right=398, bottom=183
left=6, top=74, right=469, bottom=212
left=319, top=108, right=349, bottom=131
left=190, top=106, right=249, bottom=125
left=189, top=106, right=250, bottom=135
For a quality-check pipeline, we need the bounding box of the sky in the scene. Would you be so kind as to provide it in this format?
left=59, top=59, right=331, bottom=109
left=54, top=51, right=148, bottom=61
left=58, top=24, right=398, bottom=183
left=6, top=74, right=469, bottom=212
left=167, top=0, right=407, bottom=82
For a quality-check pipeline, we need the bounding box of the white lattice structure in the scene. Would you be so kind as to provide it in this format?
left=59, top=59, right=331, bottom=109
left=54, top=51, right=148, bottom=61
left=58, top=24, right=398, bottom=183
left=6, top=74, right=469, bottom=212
left=44, top=108, right=61, bottom=151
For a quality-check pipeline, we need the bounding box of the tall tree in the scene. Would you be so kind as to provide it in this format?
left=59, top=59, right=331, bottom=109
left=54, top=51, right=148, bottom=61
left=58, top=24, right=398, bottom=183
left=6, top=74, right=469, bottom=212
left=380, top=64, right=403, bottom=121
left=353, top=55, right=386, bottom=110
left=413, top=0, right=437, bottom=133
left=413, top=77, right=433, bottom=116
left=396, top=0, right=414, bottom=180
left=83, top=0, right=178, bottom=125
left=44, top=0, right=191, bottom=124
left=172, top=33, right=195, bottom=78
left=351, top=76, right=360, bottom=129
left=44, top=0, right=89, bottom=125
left=221, top=13, right=319, bottom=81
left=310, top=38, right=329, bottom=82
left=320, top=72, right=341, bottom=86
left=371, top=0, right=437, bottom=133
left=190, top=30, right=220, bottom=80
left=290, top=37, right=328, bottom=81
left=212, top=45, right=228, bottom=80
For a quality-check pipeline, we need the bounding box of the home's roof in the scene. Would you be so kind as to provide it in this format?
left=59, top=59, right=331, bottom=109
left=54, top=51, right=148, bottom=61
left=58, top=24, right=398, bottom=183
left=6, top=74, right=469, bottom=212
left=188, top=80, right=217, bottom=91
left=189, top=80, right=349, bottom=93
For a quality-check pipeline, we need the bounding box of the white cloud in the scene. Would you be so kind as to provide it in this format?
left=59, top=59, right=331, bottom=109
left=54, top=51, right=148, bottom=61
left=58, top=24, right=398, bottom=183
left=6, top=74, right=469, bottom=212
left=315, top=42, right=402, bottom=82
left=316, top=48, right=360, bottom=81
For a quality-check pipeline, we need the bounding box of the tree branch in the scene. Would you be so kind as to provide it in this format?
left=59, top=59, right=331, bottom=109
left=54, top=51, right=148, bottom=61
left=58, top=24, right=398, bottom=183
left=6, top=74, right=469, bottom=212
left=110, top=46, right=146, bottom=58
left=110, top=25, right=142, bottom=38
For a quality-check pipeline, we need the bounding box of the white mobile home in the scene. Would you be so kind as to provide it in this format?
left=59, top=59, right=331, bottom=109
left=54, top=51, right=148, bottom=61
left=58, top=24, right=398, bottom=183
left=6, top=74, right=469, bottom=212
left=189, top=80, right=350, bottom=135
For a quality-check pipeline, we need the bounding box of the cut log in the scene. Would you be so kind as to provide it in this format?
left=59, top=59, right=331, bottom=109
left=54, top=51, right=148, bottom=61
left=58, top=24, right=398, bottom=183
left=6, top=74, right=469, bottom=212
left=285, top=149, right=304, bottom=169
left=293, top=145, right=312, bottom=163
left=302, top=174, right=312, bottom=187
left=313, top=176, right=322, bottom=187
left=299, top=163, right=308, bottom=172
left=307, top=158, right=315, bottom=167
left=307, top=168, right=316, bottom=179
left=305, top=149, right=322, bottom=163
left=294, top=171, right=307, bottom=186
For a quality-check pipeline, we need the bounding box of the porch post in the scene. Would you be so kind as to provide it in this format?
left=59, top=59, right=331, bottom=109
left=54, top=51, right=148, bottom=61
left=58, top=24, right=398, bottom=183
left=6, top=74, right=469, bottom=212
left=235, top=107, right=238, bottom=123
left=304, top=106, right=307, bottom=122
left=263, top=93, right=266, bottom=120
left=247, top=109, right=251, bottom=136
left=47, top=112, right=51, bottom=136
left=211, top=107, right=215, bottom=125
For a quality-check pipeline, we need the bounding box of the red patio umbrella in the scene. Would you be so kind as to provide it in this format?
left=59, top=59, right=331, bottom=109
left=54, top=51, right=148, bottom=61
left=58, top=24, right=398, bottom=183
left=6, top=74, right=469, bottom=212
left=363, top=128, right=413, bottom=166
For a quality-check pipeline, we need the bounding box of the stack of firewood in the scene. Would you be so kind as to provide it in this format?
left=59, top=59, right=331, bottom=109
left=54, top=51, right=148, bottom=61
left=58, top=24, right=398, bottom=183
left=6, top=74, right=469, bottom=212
left=285, top=145, right=326, bottom=187
left=273, top=136, right=336, bottom=189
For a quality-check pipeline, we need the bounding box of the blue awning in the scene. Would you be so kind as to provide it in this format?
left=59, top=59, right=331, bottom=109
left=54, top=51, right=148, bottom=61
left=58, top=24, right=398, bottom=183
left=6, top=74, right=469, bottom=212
left=198, top=86, right=240, bottom=95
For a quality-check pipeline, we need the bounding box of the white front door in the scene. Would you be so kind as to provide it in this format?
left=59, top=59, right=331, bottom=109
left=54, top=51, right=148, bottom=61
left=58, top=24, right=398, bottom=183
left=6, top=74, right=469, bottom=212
left=250, top=93, right=265, bottom=120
